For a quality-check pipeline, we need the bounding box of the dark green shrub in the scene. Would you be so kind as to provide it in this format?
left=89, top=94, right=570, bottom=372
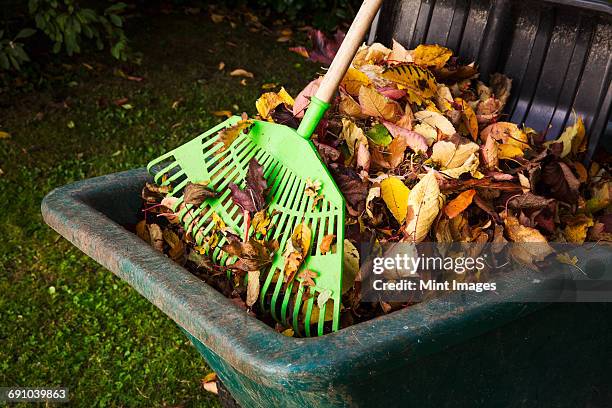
left=0, top=28, right=35, bottom=70
left=28, top=0, right=129, bottom=59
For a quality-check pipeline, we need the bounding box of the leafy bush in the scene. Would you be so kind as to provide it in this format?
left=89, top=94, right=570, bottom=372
left=29, top=0, right=129, bottom=59
left=1, top=0, right=129, bottom=71
left=0, top=28, right=36, bottom=70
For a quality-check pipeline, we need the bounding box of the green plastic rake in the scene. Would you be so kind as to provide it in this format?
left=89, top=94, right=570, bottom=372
left=147, top=0, right=382, bottom=336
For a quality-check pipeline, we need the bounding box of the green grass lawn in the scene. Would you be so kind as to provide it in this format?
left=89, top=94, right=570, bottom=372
left=0, top=12, right=319, bottom=407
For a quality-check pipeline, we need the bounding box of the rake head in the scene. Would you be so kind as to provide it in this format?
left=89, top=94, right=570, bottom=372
left=147, top=117, right=345, bottom=336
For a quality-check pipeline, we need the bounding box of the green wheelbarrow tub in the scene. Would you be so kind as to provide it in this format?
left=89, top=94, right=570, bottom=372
left=41, top=168, right=612, bottom=407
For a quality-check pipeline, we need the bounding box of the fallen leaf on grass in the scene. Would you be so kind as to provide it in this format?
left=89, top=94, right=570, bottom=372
left=201, top=372, right=218, bottom=394
left=230, top=69, right=254, bottom=78
left=212, top=110, right=232, bottom=117
left=0, top=131, right=10, bottom=139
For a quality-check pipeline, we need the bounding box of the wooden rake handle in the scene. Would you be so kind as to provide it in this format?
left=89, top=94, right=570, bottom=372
left=314, top=0, right=384, bottom=103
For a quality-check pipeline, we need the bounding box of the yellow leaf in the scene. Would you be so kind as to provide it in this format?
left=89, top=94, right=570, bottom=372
left=381, top=63, right=437, bottom=105
left=303, top=299, right=335, bottom=322
left=342, top=239, right=360, bottom=293
left=564, top=214, right=594, bottom=244
left=455, top=97, right=478, bottom=140
left=341, top=68, right=371, bottom=96
left=435, top=85, right=453, bottom=112
left=444, top=189, right=476, bottom=219
left=586, top=182, right=611, bottom=213
left=547, top=116, right=586, bottom=158
left=380, top=177, right=410, bottom=223
left=281, top=328, right=295, bottom=337
left=481, top=122, right=529, bottom=150
left=358, top=86, right=402, bottom=122
left=412, top=44, right=453, bottom=69
left=405, top=170, right=441, bottom=242
left=498, top=143, right=524, bottom=159
left=217, top=118, right=253, bottom=149
left=414, top=110, right=456, bottom=136
left=340, top=118, right=368, bottom=159
left=255, top=87, right=294, bottom=120
left=0, top=131, right=10, bottom=139
left=212, top=110, right=232, bottom=117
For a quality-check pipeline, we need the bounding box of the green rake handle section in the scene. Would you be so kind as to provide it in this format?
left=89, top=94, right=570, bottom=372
left=296, top=0, right=383, bottom=139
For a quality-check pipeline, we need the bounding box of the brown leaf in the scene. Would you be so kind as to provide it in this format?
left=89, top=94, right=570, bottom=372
left=540, top=161, right=580, bottom=203
left=504, top=213, right=553, bottom=263
left=481, top=135, right=498, bottom=169
left=320, top=234, right=335, bottom=254
left=148, top=223, right=164, bottom=252
left=184, top=183, right=217, bottom=206
left=297, top=269, right=318, bottom=287
left=508, top=193, right=555, bottom=210
left=330, top=164, right=368, bottom=216
left=229, top=159, right=268, bottom=213
left=223, top=238, right=278, bottom=272
left=293, top=77, right=323, bottom=118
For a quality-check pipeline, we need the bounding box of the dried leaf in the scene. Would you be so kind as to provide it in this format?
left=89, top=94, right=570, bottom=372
left=541, top=161, right=580, bottom=203
left=320, top=234, right=335, bottom=254
left=228, top=159, right=267, bottom=212
left=293, top=77, right=323, bottom=118
left=330, top=164, right=368, bottom=216
left=414, top=110, right=456, bottom=136
left=343, top=239, right=360, bottom=293
left=297, top=269, right=318, bottom=287
left=217, top=118, right=253, bottom=150
left=230, top=68, right=254, bottom=78
left=455, top=97, right=478, bottom=140
left=430, top=140, right=480, bottom=169
left=504, top=214, right=553, bottom=263
left=382, top=121, right=428, bottom=154
left=256, top=87, right=294, bottom=120
left=223, top=238, right=278, bottom=272
left=481, top=122, right=529, bottom=150
left=412, top=44, right=453, bottom=69
left=359, top=86, right=402, bottom=122
left=340, top=118, right=368, bottom=160
left=381, top=63, right=437, bottom=105
left=246, top=270, right=260, bottom=307
left=547, top=116, right=586, bottom=158
left=444, top=189, right=476, bottom=219
left=380, top=177, right=410, bottom=223
left=405, top=170, right=441, bottom=242
left=481, top=135, right=498, bottom=169
left=341, top=68, right=371, bottom=96
left=184, top=183, right=217, bottom=206
left=564, top=214, right=594, bottom=244
left=498, top=143, right=524, bottom=160
left=149, top=224, right=164, bottom=252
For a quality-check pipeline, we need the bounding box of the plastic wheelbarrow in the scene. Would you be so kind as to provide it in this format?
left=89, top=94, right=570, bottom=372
left=42, top=0, right=612, bottom=406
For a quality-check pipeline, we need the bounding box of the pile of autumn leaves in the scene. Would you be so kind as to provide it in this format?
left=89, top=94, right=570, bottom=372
left=139, top=40, right=611, bottom=330
left=256, top=40, right=611, bottom=264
